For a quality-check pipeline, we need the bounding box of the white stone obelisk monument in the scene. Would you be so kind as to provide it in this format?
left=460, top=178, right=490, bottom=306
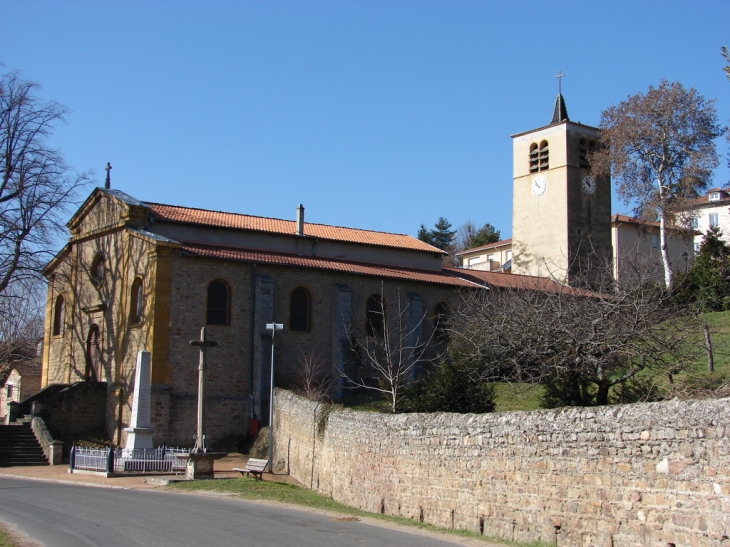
left=124, top=350, right=154, bottom=451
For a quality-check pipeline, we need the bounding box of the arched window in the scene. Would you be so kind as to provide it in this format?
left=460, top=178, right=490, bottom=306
left=529, top=143, right=539, bottom=173
left=433, top=302, right=451, bottom=343
left=90, top=253, right=106, bottom=286
left=85, top=324, right=101, bottom=382
left=579, top=137, right=588, bottom=168
left=580, top=138, right=597, bottom=169
left=365, top=294, right=385, bottom=337
left=130, top=277, right=144, bottom=324
left=53, top=295, right=65, bottom=336
left=206, top=280, right=230, bottom=325
left=538, top=140, right=549, bottom=171
left=289, top=287, right=311, bottom=331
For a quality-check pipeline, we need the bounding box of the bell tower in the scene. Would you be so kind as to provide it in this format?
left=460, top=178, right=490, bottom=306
left=511, top=91, right=612, bottom=283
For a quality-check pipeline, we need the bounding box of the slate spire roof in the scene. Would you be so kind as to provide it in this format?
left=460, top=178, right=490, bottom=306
left=551, top=94, right=569, bottom=124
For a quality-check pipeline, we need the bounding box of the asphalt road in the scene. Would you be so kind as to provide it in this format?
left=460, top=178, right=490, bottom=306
left=0, top=478, right=465, bottom=547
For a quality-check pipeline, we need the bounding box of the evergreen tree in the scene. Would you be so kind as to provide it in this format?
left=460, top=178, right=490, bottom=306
left=678, top=227, right=730, bottom=311
left=418, top=218, right=456, bottom=251
left=430, top=217, right=456, bottom=250
left=455, top=220, right=501, bottom=251
left=417, top=224, right=435, bottom=246
left=469, top=223, right=500, bottom=248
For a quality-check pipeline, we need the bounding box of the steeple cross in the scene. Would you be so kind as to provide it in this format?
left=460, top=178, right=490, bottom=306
left=104, top=162, right=112, bottom=189
left=189, top=327, right=218, bottom=453
left=555, top=70, right=565, bottom=95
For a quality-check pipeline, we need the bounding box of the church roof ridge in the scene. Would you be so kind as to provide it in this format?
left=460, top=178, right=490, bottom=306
left=146, top=201, right=445, bottom=254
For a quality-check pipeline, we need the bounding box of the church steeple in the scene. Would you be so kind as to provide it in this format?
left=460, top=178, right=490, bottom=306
left=551, top=94, right=569, bottom=124
left=550, top=70, right=569, bottom=124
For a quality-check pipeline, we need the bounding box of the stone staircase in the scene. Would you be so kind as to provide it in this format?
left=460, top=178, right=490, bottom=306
left=0, top=421, right=49, bottom=466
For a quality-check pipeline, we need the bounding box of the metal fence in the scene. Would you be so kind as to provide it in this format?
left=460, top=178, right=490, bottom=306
left=70, top=446, right=189, bottom=474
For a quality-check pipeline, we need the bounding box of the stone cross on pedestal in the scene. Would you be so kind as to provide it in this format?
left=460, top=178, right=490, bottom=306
left=189, top=327, right=217, bottom=453
left=124, top=350, right=154, bottom=451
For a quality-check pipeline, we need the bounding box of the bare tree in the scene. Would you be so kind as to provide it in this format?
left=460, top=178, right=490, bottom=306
left=590, top=80, right=725, bottom=291
left=455, top=220, right=501, bottom=252
left=448, top=262, right=701, bottom=406
left=0, top=69, right=89, bottom=294
left=0, top=277, right=44, bottom=385
left=293, top=347, right=332, bottom=402
left=340, top=287, right=437, bottom=413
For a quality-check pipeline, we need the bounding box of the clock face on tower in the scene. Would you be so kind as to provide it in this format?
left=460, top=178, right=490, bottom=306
left=532, top=175, right=546, bottom=196
left=582, top=176, right=596, bottom=195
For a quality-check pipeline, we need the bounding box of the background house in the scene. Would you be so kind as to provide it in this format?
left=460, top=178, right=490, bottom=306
left=687, top=188, right=730, bottom=250
left=1, top=359, right=42, bottom=423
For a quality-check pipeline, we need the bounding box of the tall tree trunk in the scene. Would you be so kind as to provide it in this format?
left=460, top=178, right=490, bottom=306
left=659, top=210, right=674, bottom=291
left=595, top=381, right=610, bottom=406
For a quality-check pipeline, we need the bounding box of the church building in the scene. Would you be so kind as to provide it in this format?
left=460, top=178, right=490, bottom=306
left=41, top=188, right=492, bottom=447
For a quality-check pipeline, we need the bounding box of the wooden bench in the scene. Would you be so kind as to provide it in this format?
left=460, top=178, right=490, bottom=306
left=233, top=458, right=268, bottom=480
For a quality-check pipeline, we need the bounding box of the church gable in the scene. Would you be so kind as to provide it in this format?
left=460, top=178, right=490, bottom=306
left=68, top=188, right=150, bottom=237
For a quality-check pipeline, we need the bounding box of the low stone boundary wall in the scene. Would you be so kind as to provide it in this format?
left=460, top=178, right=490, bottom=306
left=272, top=389, right=730, bottom=547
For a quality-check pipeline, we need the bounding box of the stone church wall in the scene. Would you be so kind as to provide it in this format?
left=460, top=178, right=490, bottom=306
left=160, top=256, right=458, bottom=447
left=273, top=389, right=730, bottom=547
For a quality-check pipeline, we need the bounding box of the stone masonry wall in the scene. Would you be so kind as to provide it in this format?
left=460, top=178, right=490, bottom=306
left=273, top=389, right=730, bottom=547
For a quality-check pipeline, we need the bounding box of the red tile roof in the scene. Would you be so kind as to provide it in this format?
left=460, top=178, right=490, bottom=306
left=446, top=268, right=592, bottom=295
left=611, top=214, right=695, bottom=235
left=454, top=238, right=513, bottom=256
left=178, top=241, right=484, bottom=288
left=147, top=203, right=443, bottom=254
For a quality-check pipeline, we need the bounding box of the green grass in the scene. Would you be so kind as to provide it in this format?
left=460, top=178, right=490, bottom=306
left=492, top=383, right=545, bottom=412
left=338, top=393, right=388, bottom=412
left=0, top=528, right=16, bottom=547
left=168, top=477, right=551, bottom=547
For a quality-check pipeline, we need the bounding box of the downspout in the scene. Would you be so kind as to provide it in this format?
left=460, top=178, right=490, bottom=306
left=248, top=263, right=257, bottom=420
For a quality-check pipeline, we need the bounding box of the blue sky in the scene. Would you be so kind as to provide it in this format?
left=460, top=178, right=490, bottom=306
left=2, top=1, right=729, bottom=241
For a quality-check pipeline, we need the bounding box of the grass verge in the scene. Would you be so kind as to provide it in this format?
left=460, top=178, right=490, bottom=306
left=167, top=477, right=550, bottom=547
left=0, top=527, right=16, bottom=547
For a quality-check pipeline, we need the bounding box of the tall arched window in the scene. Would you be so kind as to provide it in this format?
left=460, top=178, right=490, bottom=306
left=206, top=280, right=230, bottom=325
left=433, top=302, right=451, bottom=343
left=538, top=140, right=549, bottom=171
left=289, top=287, right=311, bottom=331
left=579, top=137, right=588, bottom=168
left=130, top=277, right=144, bottom=324
left=53, top=295, right=65, bottom=336
left=529, top=143, right=539, bottom=173
left=580, top=138, right=597, bottom=169
left=365, top=294, right=385, bottom=337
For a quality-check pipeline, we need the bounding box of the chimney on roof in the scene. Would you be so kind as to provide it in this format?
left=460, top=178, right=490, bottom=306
left=296, top=204, right=304, bottom=236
